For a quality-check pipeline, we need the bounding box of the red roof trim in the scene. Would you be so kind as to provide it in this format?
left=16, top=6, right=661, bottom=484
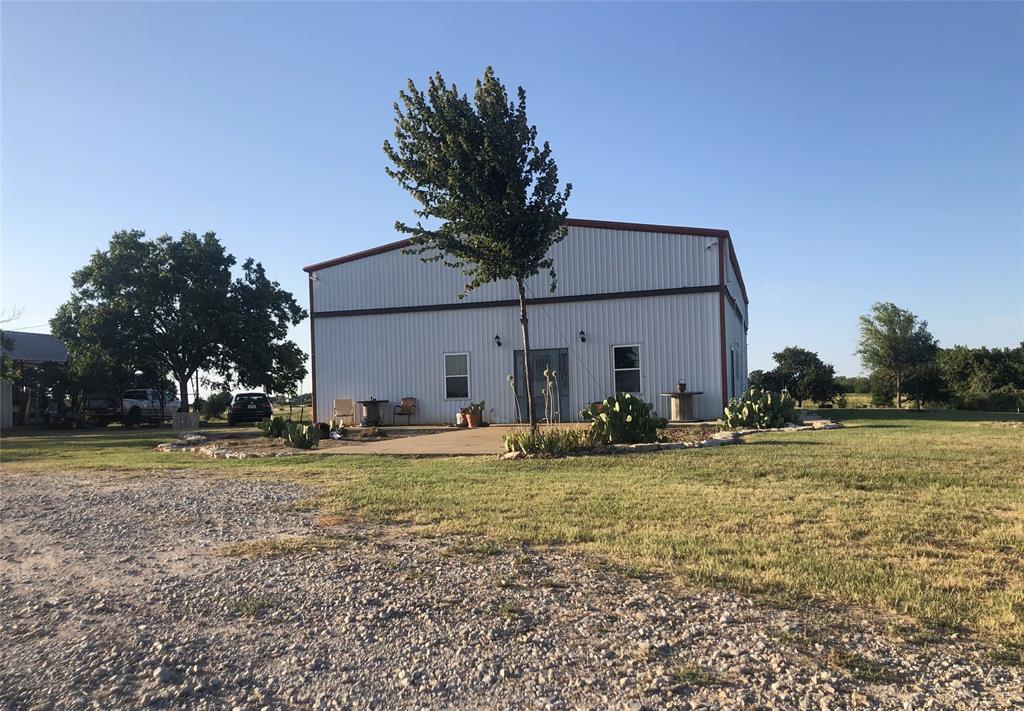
left=302, top=217, right=748, bottom=303
left=302, top=238, right=413, bottom=273
left=562, top=217, right=730, bottom=238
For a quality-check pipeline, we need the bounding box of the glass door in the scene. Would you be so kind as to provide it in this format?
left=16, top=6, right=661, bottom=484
left=513, top=348, right=570, bottom=423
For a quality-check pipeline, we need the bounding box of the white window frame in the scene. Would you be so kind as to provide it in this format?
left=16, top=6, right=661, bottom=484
left=612, top=344, right=642, bottom=394
left=443, top=352, right=471, bottom=401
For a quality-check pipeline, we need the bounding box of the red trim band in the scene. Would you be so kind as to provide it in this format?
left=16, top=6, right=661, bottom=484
left=718, top=236, right=729, bottom=411
left=311, top=284, right=725, bottom=319
left=308, top=277, right=317, bottom=422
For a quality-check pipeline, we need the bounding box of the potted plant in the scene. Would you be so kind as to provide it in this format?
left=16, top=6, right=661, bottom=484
left=460, top=401, right=485, bottom=428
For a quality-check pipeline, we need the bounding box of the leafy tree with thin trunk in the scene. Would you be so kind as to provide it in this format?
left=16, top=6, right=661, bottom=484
left=856, top=302, right=938, bottom=408
left=765, top=346, right=840, bottom=406
left=384, top=67, right=572, bottom=430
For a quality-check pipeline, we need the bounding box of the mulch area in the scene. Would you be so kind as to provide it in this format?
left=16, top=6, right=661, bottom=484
left=658, top=424, right=719, bottom=444
left=207, top=428, right=450, bottom=452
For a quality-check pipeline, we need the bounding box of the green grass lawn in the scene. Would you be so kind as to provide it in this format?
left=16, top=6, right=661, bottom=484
left=3, top=410, right=1022, bottom=646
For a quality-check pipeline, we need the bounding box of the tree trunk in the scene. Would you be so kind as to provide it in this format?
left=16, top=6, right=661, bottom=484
left=895, top=374, right=902, bottom=409
left=178, top=373, right=190, bottom=413
left=516, top=279, right=537, bottom=432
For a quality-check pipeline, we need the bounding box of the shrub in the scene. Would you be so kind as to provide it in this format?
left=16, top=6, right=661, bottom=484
left=257, top=415, right=287, bottom=438
left=579, top=393, right=667, bottom=444
left=719, top=388, right=799, bottom=430
left=504, top=427, right=595, bottom=456
left=284, top=421, right=320, bottom=449
left=202, top=391, right=234, bottom=420
left=957, top=386, right=1024, bottom=413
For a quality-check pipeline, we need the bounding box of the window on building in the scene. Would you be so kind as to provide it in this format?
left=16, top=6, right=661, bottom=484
left=444, top=353, right=470, bottom=399
left=613, top=345, right=641, bottom=393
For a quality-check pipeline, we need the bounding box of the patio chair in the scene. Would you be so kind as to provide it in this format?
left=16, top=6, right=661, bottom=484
left=393, top=397, right=417, bottom=425
left=332, top=398, right=355, bottom=426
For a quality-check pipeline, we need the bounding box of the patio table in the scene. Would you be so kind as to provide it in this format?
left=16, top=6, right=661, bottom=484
left=356, top=399, right=389, bottom=427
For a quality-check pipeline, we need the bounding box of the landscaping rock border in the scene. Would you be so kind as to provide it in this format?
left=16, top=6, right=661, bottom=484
left=155, top=435, right=304, bottom=459
left=502, top=420, right=842, bottom=459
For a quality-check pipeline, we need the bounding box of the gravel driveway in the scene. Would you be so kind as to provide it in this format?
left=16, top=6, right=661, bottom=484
left=1, top=471, right=1020, bottom=710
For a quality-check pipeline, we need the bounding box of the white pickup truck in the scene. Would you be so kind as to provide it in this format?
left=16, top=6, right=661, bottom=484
left=84, top=388, right=181, bottom=427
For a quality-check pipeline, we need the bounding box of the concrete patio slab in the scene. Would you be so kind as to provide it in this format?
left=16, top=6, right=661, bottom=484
left=336, top=425, right=510, bottom=455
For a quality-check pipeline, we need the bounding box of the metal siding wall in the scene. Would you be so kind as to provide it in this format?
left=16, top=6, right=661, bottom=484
left=724, top=253, right=748, bottom=323
left=313, top=293, right=723, bottom=423
left=724, top=298, right=748, bottom=400
left=311, top=226, right=721, bottom=313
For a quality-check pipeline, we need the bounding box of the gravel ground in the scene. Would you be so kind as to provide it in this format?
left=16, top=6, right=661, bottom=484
left=1, top=471, right=1021, bottom=710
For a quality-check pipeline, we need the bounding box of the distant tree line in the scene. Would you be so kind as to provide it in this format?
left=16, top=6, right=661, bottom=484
left=749, top=302, right=1023, bottom=413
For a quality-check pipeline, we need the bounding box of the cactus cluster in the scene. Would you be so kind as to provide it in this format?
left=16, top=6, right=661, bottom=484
left=579, top=392, right=667, bottom=444
left=257, top=415, right=287, bottom=438
left=284, top=421, right=321, bottom=449
left=720, top=388, right=799, bottom=430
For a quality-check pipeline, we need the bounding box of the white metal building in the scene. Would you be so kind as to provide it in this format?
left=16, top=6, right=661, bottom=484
left=304, top=218, right=748, bottom=425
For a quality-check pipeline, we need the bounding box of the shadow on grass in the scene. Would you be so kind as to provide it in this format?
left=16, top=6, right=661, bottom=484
left=847, top=424, right=911, bottom=429
left=741, top=440, right=826, bottom=446
left=827, top=408, right=1024, bottom=424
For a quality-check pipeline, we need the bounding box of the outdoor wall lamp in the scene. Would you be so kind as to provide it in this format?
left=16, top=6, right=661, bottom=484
left=578, top=330, right=586, bottom=343
left=494, top=335, right=502, bottom=347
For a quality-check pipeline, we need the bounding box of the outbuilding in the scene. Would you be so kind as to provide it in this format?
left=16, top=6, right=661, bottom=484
left=1, top=330, right=70, bottom=428
left=304, top=218, right=748, bottom=425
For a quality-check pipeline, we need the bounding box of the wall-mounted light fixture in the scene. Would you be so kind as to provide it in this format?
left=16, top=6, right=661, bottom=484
left=309, top=273, right=320, bottom=281
left=578, top=330, right=587, bottom=343
left=494, top=335, right=502, bottom=347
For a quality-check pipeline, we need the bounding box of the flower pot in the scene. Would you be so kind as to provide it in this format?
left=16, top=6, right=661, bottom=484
left=466, top=412, right=482, bottom=428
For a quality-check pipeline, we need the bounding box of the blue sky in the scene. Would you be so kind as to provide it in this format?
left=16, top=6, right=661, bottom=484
left=2, top=1, right=1021, bottom=391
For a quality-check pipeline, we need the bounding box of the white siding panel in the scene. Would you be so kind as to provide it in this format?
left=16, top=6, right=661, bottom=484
left=313, top=293, right=725, bottom=424
left=311, top=226, right=721, bottom=313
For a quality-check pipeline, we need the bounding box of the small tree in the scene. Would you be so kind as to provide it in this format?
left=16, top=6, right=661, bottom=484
left=384, top=68, right=571, bottom=430
left=857, top=302, right=939, bottom=409
left=903, top=363, right=948, bottom=410
left=200, top=391, right=234, bottom=419
left=765, top=346, right=840, bottom=406
left=869, top=370, right=896, bottom=406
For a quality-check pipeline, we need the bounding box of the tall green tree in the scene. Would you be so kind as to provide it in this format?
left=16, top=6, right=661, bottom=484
left=856, top=302, right=939, bottom=408
left=225, top=259, right=308, bottom=397
left=384, top=67, right=572, bottom=430
left=54, top=230, right=307, bottom=411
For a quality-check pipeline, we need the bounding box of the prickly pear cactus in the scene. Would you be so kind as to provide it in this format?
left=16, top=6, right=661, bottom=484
left=579, top=392, right=668, bottom=444
left=284, top=422, right=321, bottom=449
left=258, top=415, right=287, bottom=438
left=720, top=388, right=798, bottom=430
